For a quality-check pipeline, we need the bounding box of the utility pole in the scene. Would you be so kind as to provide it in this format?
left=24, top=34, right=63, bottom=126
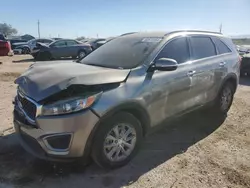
left=219, top=23, right=222, bottom=33
left=37, top=20, right=40, bottom=38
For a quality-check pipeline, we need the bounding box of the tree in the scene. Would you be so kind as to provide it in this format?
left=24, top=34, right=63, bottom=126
left=0, top=23, right=18, bottom=37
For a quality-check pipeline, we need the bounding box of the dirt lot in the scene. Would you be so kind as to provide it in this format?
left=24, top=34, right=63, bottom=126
left=0, top=55, right=250, bottom=188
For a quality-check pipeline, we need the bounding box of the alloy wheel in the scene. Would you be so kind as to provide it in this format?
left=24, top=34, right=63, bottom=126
left=103, top=123, right=137, bottom=162
left=220, top=85, right=233, bottom=112
left=79, top=51, right=86, bottom=59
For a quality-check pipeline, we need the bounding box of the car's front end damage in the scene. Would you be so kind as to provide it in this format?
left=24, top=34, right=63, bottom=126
left=13, top=62, right=130, bottom=161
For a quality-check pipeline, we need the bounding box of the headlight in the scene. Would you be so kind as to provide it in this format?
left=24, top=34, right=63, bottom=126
left=41, top=93, right=101, bottom=116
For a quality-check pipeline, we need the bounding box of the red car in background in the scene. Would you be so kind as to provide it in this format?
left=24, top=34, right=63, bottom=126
left=0, top=34, right=13, bottom=56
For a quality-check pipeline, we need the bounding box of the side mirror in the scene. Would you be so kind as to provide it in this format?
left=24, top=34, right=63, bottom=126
left=148, top=58, right=178, bottom=72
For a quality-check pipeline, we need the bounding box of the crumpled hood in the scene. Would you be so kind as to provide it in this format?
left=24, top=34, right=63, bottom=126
left=15, top=62, right=130, bottom=101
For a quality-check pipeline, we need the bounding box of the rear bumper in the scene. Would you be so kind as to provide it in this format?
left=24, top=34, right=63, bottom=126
left=0, top=49, right=12, bottom=56
left=13, top=106, right=99, bottom=161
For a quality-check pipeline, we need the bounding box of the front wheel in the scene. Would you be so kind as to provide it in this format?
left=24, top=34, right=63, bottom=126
left=22, top=47, right=30, bottom=54
left=91, top=112, right=143, bottom=169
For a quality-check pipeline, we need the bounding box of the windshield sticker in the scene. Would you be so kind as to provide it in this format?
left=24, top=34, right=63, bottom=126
left=142, top=37, right=162, bottom=43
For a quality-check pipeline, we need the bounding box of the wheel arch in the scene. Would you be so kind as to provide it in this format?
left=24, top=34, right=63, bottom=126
left=220, top=73, right=238, bottom=94
left=82, top=101, right=151, bottom=161
left=21, top=45, right=31, bottom=50
left=78, top=49, right=86, bottom=55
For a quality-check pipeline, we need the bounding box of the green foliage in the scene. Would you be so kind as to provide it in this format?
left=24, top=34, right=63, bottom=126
left=0, top=23, right=18, bottom=37
left=232, top=38, right=250, bottom=45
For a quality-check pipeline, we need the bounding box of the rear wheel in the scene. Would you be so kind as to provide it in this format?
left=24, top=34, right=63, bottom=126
left=78, top=50, right=86, bottom=59
left=91, top=112, right=143, bottom=169
left=212, top=82, right=235, bottom=114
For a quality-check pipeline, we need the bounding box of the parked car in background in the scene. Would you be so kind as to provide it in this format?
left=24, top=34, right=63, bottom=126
left=236, top=45, right=250, bottom=56
left=240, top=53, right=250, bottom=76
left=0, top=40, right=12, bottom=56
left=83, top=38, right=106, bottom=50
left=0, top=33, right=6, bottom=40
left=0, top=34, right=12, bottom=56
left=52, top=37, right=63, bottom=40
left=9, top=34, right=35, bottom=49
left=14, top=30, right=240, bottom=169
left=31, top=39, right=92, bottom=60
left=13, top=38, right=55, bottom=54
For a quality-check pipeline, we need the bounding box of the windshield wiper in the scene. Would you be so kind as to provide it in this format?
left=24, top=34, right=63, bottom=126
left=84, top=63, right=120, bottom=69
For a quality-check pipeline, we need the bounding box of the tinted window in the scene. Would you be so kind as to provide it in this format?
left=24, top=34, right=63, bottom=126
left=80, top=36, right=162, bottom=69
left=156, top=37, right=190, bottom=64
left=213, top=38, right=232, bottom=54
left=53, top=41, right=66, bottom=47
left=38, top=39, right=53, bottom=44
left=190, top=37, right=216, bottom=60
left=66, top=40, right=78, bottom=46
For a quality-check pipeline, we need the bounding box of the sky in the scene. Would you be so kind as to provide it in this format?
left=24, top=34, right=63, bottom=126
left=1, top=0, right=250, bottom=38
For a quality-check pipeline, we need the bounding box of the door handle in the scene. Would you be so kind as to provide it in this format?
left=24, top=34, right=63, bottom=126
left=219, top=62, right=227, bottom=67
left=187, top=70, right=196, bottom=77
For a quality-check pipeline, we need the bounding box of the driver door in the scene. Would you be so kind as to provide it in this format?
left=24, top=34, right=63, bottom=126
left=50, top=40, right=68, bottom=58
left=148, top=37, right=193, bottom=126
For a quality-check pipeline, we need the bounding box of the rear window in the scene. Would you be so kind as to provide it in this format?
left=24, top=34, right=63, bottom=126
left=190, top=37, right=216, bottom=60
left=212, top=37, right=232, bottom=54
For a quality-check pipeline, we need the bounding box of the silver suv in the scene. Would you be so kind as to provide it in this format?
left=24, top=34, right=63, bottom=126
left=13, top=31, right=240, bottom=169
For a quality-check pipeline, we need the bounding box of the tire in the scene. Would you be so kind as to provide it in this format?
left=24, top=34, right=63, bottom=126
left=91, top=112, right=143, bottom=169
left=77, top=50, right=86, bottom=59
left=22, top=47, right=30, bottom=54
left=212, top=82, right=235, bottom=114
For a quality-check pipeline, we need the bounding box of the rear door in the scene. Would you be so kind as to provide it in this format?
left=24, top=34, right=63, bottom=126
left=149, top=37, right=193, bottom=125
left=211, top=37, right=234, bottom=92
left=65, top=40, right=79, bottom=57
left=188, top=36, right=218, bottom=106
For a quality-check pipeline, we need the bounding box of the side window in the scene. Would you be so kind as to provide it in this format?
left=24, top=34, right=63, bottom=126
left=53, top=41, right=66, bottom=47
left=66, top=40, right=78, bottom=46
left=156, top=37, right=190, bottom=64
left=44, top=39, right=53, bottom=44
left=212, top=37, right=232, bottom=54
left=190, top=37, right=216, bottom=60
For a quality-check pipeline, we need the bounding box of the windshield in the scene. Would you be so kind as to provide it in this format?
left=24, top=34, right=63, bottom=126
left=80, top=36, right=162, bottom=69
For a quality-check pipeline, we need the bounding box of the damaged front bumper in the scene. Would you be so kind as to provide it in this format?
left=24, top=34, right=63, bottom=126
left=13, top=102, right=99, bottom=161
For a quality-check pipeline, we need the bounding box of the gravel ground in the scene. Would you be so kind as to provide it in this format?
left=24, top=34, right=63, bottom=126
left=0, top=55, right=250, bottom=188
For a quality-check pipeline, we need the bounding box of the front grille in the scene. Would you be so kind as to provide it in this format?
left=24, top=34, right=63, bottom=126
left=17, top=93, right=37, bottom=120
left=14, top=109, right=34, bottom=127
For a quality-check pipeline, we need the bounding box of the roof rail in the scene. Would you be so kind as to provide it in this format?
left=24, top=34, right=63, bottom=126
left=165, top=30, right=222, bottom=36
left=120, top=32, right=138, bottom=36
